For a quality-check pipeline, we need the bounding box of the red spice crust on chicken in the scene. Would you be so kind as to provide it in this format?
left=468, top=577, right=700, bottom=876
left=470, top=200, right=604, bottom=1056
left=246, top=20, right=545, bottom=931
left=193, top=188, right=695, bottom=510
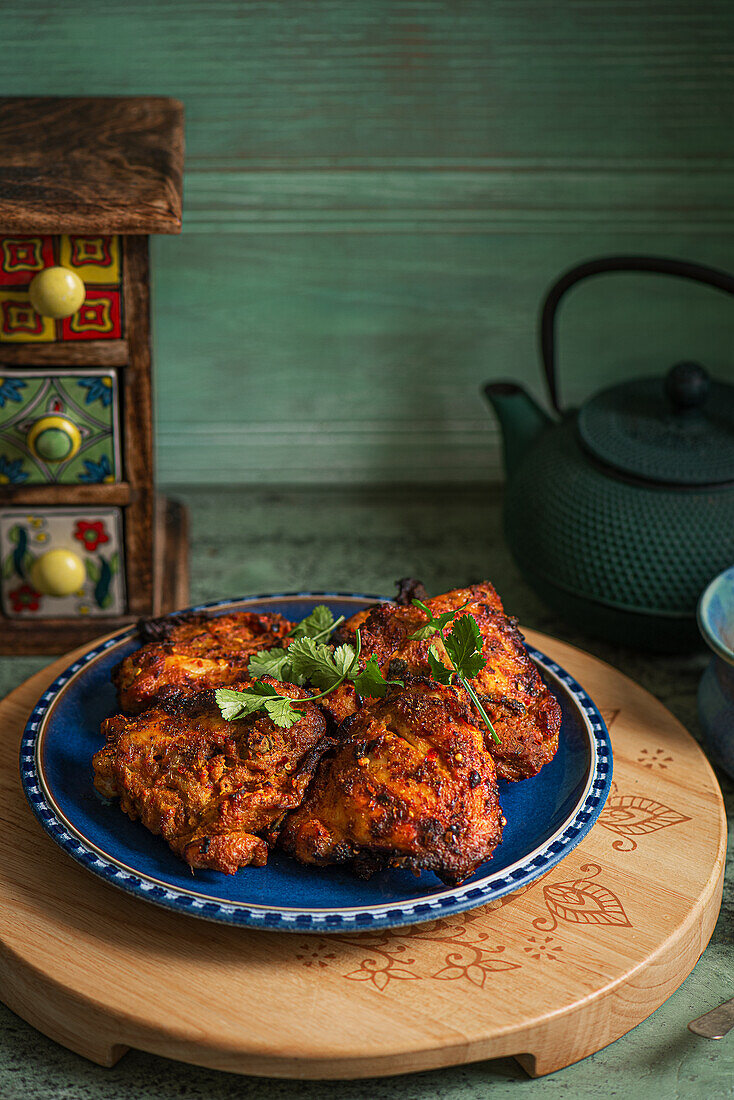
left=113, top=611, right=294, bottom=713
left=331, top=582, right=561, bottom=781
left=93, top=678, right=331, bottom=874
left=280, top=677, right=505, bottom=885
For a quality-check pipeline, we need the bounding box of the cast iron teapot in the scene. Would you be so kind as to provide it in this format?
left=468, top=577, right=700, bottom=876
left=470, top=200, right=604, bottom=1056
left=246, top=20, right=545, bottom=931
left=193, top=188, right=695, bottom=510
left=484, top=256, right=734, bottom=651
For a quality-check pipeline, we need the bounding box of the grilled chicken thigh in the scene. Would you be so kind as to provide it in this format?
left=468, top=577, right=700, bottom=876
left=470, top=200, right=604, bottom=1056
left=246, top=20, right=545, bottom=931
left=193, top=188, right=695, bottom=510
left=280, top=677, right=504, bottom=885
left=113, top=611, right=293, bottom=713
left=93, top=678, right=330, bottom=873
left=335, top=582, right=561, bottom=780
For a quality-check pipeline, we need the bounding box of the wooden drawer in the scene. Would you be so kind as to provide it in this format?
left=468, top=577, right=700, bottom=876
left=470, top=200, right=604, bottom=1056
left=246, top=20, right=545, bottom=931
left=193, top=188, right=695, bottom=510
left=0, top=368, right=121, bottom=485
left=0, top=96, right=186, bottom=652
left=1, top=506, right=125, bottom=619
left=0, top=235, right=123, bottom=342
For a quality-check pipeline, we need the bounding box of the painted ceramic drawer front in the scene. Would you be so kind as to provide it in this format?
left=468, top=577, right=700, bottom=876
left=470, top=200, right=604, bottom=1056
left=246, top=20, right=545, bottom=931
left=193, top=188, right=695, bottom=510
left=1, top=507, right=125, bottom=618
left=0, top=235, right=123, bottom=341
left=0, top=369, right=121, bottom=485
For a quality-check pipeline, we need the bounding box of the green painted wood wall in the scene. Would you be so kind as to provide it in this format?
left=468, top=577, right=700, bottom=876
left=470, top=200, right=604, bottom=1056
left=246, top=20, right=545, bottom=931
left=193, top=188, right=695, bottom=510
left=2, top=1, right=733, bottom=484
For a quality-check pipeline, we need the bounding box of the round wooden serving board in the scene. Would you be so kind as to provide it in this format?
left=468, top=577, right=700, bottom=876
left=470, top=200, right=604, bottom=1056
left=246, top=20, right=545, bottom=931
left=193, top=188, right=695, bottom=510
left=0, top=631, right=726, bottom=1080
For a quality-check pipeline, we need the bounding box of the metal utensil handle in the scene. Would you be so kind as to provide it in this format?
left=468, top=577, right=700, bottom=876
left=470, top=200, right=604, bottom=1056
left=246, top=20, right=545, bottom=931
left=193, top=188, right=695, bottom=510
left=688, top=996, right=734, bottom=1039
left=540, top=256, right=734, bottom=414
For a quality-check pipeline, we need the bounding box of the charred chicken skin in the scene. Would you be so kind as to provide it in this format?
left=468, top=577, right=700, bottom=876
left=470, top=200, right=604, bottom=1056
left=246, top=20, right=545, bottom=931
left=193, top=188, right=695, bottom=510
left=335, top=582, right=561, bottom=781
left=279, top=677, right=504, bottom=885
left=113, top=611, right=294, bottom=714
left=93, top=678, right=330, bottom=873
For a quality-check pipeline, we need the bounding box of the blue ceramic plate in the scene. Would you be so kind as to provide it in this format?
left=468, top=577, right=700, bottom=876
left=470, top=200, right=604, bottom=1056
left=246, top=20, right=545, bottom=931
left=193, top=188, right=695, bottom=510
left=20, top=593, right=612, bottom=933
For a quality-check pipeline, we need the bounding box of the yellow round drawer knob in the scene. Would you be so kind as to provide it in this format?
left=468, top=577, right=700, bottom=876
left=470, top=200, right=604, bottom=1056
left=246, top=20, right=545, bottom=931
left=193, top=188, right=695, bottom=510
left=28, top=266, right=86, bottom=319
left=30, top=548, right=86, bottom=597
left=27, top=415, right=82, bottom=463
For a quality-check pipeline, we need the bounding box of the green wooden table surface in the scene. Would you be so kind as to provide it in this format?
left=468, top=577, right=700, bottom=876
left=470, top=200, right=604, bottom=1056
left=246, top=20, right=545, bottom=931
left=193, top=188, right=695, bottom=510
left=1, top=485, right=732, bottom=1100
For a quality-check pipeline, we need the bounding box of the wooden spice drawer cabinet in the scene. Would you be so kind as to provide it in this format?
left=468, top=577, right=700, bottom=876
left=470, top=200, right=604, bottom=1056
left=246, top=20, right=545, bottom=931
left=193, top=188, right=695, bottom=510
left=0, top=98, right=188, bottom=653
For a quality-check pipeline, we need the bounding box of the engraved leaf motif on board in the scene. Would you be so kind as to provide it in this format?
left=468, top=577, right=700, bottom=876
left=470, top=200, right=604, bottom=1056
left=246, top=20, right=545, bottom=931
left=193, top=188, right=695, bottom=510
left=599, top=795, right=691, bottom=852
left=345, top=966, right=419, bottom=990
left=534, top=865, right=631, bottom=931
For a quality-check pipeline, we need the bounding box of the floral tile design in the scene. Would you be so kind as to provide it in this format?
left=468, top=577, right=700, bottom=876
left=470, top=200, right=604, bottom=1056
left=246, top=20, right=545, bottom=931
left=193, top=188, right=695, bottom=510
left=1, top=508, right=125, bottom=618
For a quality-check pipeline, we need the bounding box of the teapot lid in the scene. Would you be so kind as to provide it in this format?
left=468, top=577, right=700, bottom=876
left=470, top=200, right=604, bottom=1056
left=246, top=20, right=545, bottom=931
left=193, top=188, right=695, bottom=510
left=577, top=362, right=734, bottom=486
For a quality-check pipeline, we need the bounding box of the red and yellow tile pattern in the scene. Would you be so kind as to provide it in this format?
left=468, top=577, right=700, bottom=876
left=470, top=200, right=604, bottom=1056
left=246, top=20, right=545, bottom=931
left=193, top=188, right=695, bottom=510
left=0, top=235, right=123, bottom=342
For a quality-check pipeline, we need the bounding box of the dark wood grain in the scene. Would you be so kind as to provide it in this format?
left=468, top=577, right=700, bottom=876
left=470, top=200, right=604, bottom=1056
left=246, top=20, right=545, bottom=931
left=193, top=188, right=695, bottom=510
left=0, top=484, right=131, bottom=507
left=0, top=97, right=183, bottom=234
left=121, top=236, right=154, bottom=616
left=0, top=615, right=134, bottom=655
left=0, top=341, right=128, bottom=368
left=153, top=495, right=189, bottom=615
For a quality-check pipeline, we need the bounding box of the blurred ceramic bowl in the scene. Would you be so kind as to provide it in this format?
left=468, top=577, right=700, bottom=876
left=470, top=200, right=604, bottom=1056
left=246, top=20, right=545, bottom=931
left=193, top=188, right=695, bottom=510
left=697, top=565, right=734, bottom=779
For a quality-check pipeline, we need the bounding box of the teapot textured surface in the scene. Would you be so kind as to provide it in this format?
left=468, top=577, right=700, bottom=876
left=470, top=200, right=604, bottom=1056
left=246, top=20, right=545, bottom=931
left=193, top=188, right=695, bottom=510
left=484, top=255, right=734, bottom=650
left=504, top=416, right=734, bottom=616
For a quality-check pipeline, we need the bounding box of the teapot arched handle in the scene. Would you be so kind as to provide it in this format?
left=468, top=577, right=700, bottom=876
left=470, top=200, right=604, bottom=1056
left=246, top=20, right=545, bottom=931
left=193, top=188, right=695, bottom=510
left=540, top=255, right=734, bottom=414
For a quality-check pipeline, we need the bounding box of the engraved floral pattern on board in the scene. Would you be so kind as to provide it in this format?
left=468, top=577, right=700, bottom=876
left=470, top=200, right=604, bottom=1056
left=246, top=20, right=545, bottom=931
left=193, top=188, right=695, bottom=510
left=599, top=781, right=691, bottom=852
left=344, top=941, right=420, bottom=991
left=293, top=885, right=548, bottom=990
left=343, top=916, right=522, bottom=991
left=533, top=863, right=632, bottom=933
left=523, top=934, right=563, bottom=961
left=636, top=748, right=674, bottom=769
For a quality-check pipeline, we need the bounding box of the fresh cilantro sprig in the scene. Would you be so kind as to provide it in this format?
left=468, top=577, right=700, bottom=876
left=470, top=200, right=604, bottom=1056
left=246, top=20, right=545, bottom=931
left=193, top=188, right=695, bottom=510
left=216, top=599, right=500, bottom=744
left=247, top=604, right=346, bottom=685
left=215, top=609, right=402, bottom=729
left=408, top=600, right=500, bottom=743
left=408, top=598, right=470, bottom=641
left=287, top=636, right=357, bottom=690
left=352, top=655, right=400, bottom=698
left=216, top=681, right=304, bottom=727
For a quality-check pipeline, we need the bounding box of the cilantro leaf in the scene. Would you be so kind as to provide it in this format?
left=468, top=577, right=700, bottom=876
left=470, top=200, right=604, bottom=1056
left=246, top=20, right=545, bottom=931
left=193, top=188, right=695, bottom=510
left=408, top=621, right=440, bottom=641
left=262, top=695, right=303, bottom=729
left=288, top=605, right=335, bottom=640
left=332, top=643, right=358, bottom=678
left=247, top=647, right=294, bottom=683
left=248, top=680, right=282, bottom=698
left=215, top=683, right=304, bottom=729
left=427, top=645, right=454, bottom=685
left=352, top=656, right=403, bottom=698
left=408, top=598, right=470, bottom=640
left=443, top=615, right=486, bottom=680
left=215, top=687, right=268, bottom=722
left=420, top=614, right=499, bottom=741
left=287, top=637, right=343, bottom=691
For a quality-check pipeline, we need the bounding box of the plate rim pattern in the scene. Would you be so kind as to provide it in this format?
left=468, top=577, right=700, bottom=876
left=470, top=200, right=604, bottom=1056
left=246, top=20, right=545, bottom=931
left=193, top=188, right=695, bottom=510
left=19, top=592, right=613, bottom=933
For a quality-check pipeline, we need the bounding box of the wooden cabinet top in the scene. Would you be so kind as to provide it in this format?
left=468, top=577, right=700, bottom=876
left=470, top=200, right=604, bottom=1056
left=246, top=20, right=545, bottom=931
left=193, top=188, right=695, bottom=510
left=0, top=97, right=183, bottom=235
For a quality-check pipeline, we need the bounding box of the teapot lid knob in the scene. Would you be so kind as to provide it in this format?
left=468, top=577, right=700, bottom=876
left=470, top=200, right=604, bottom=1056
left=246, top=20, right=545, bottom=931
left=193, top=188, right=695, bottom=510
left=664, top=361, right=710, bottom=412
